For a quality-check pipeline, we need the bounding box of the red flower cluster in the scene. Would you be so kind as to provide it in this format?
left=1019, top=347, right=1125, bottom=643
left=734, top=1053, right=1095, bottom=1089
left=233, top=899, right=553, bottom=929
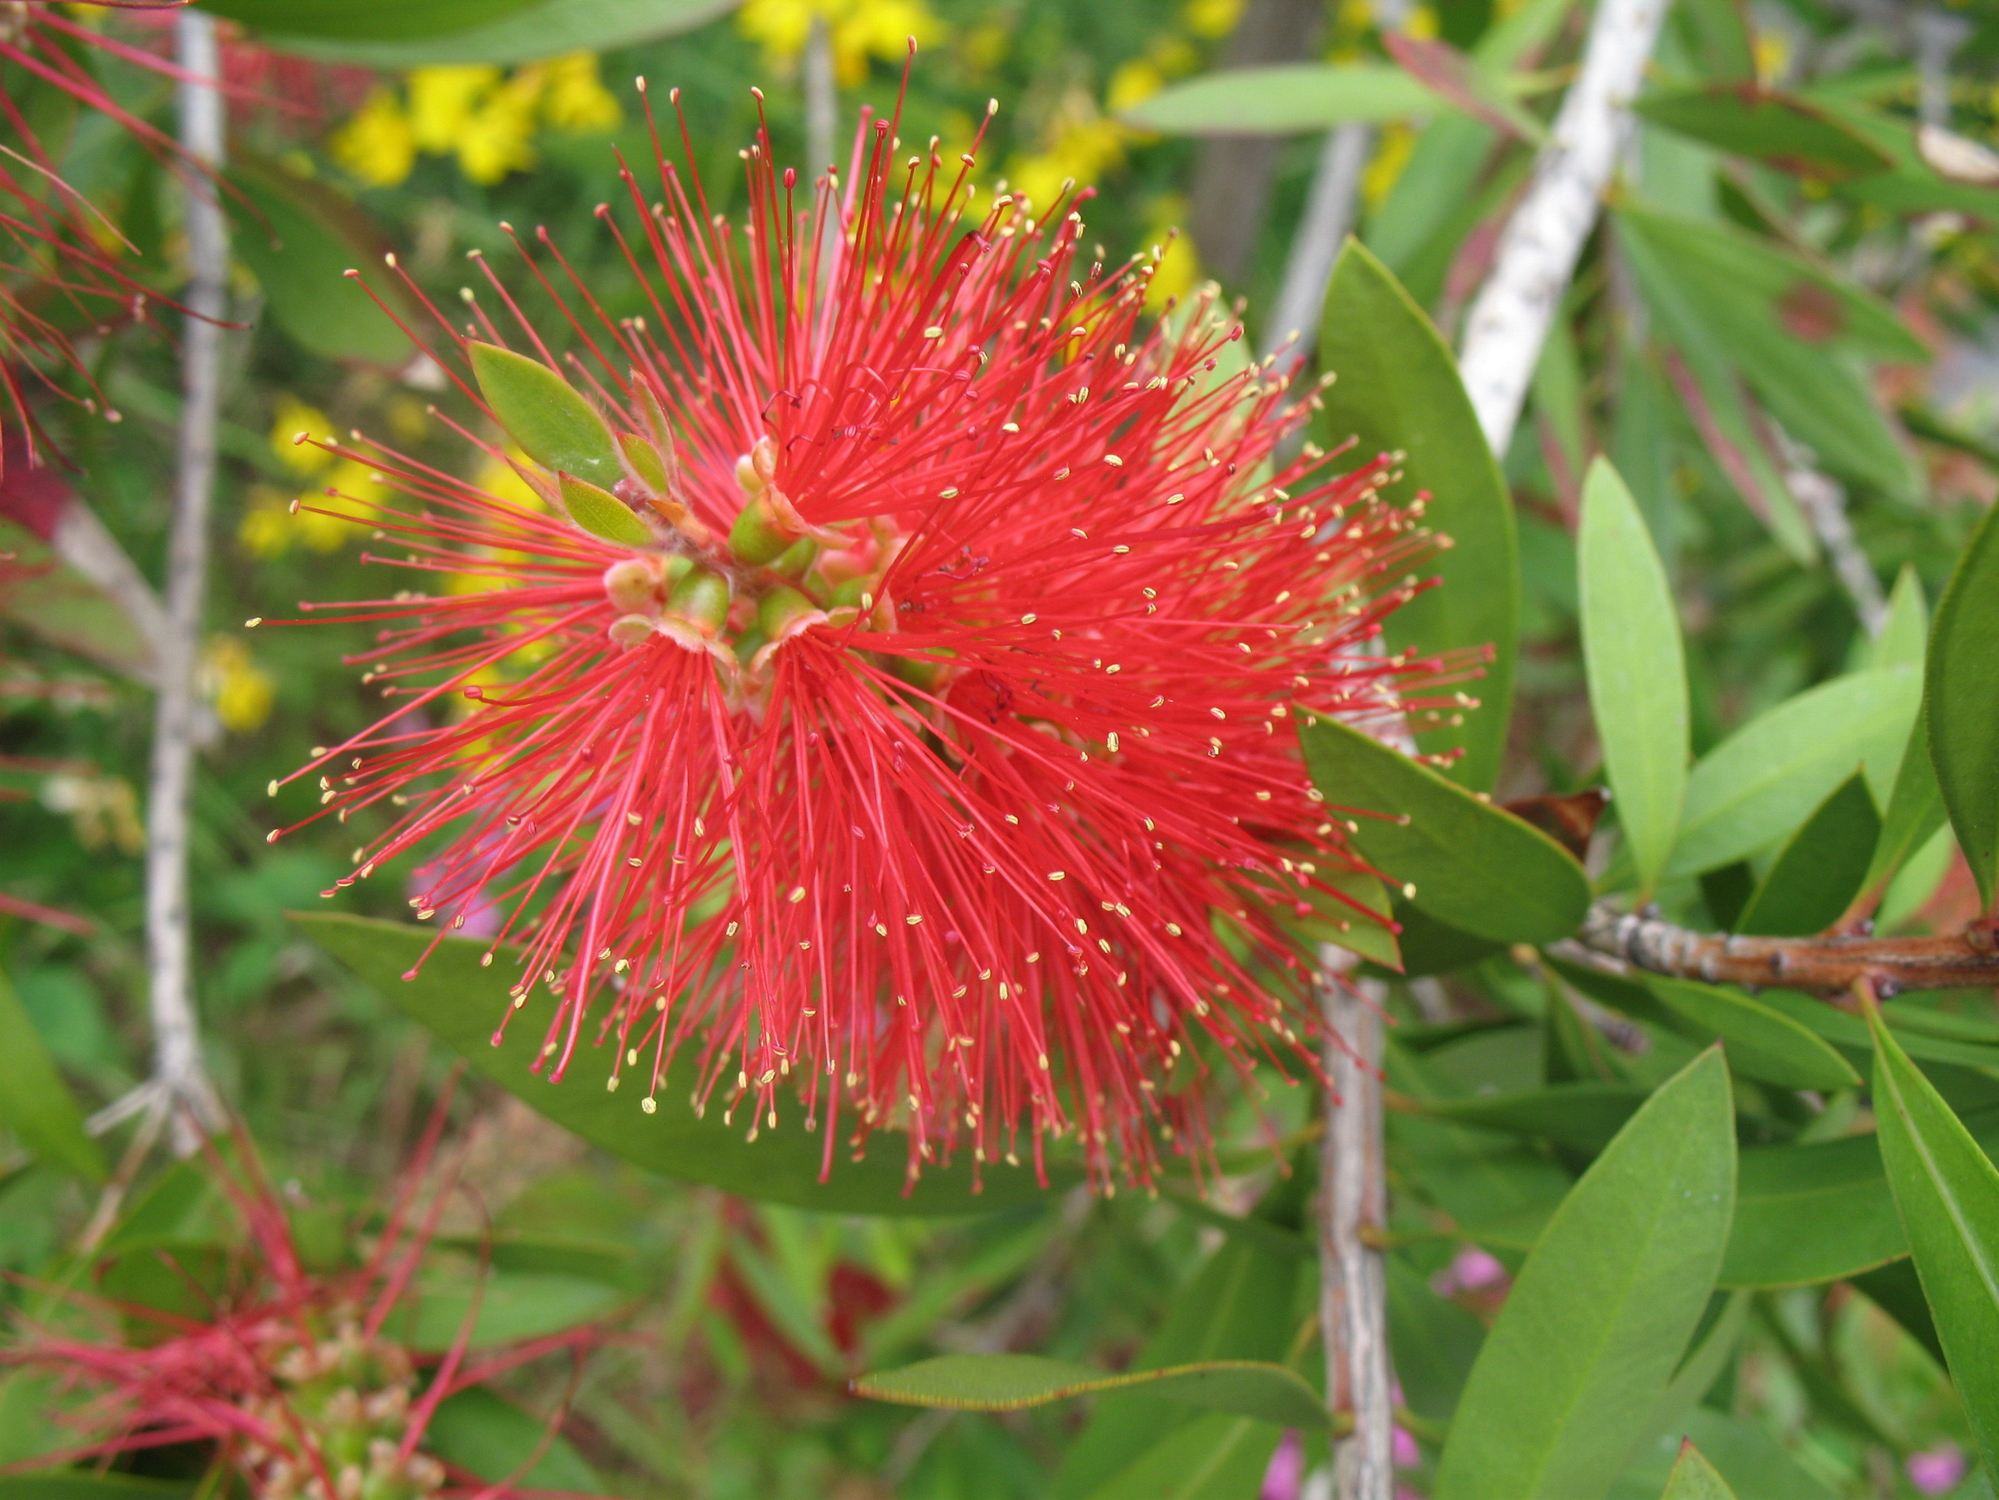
left=272, top=80, right=1462, bottom=1186
left=2, top=1112, right=603, bottom=1499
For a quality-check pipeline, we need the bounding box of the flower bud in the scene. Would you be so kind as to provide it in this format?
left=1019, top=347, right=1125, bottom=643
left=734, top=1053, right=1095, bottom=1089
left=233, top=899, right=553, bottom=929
left=607, top=613, right=656, bottom=648
left=666, top=566, right=731, bottom=637
left=757, top=584, right=819, bottom=639
left=602, top=557, right=660, bottom=614
left=729, top=492, right=801, bottom=567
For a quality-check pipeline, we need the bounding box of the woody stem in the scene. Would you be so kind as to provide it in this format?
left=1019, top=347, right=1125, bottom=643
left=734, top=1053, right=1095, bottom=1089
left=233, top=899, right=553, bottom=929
left=1558, top=902, right=1999, bottom=996
left=142, top=9, right=228, bottom=1151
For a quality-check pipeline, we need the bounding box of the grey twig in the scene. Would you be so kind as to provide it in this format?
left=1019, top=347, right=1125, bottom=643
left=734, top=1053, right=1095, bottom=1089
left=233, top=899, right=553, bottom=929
left=141, top=9, right=228, bottom=1152
left=1457, top=0, right=1669, bottom=453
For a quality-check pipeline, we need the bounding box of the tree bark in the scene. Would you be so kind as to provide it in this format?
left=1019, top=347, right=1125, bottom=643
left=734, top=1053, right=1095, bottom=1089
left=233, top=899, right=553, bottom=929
left=1186, top=0, right=1327, bottom=287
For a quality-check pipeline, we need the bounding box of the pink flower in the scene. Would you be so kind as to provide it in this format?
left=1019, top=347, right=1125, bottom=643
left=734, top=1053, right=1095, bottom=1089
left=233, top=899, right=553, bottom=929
left=276, top=79, right=1467, bottom=1187
left=1260, top=1428, right=1304, bottom=1500
left=1907, top=1443, right=1967, bottom=1496
left=1393, top=1424, right=1421, bottom=1468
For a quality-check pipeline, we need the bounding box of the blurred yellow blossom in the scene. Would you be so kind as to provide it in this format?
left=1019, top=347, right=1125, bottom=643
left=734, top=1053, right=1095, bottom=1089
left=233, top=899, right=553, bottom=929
left=331, top=88, right=416, bottom=188
left=1184, top=0, right=1241, bottom=40
left=238, top=458, right=389, bottom=558
left=409, top=66, right=502, bottom=152
left=738, top=0, right=945, bottom=87
left=541, top=53, right=622, bottom=133
left=1362, top=121, right=1415, bottom=206
left=1007, top=89, right=1127, bottom=215
left=202, top=637, right=275, bottom=734
left=385, top=394, right=430, bottom=445
left=1107, top=57, right=1166, bottom=116
left=333, top=56, right=619, bottom=190
left=270, top=394, right=335, bottom=476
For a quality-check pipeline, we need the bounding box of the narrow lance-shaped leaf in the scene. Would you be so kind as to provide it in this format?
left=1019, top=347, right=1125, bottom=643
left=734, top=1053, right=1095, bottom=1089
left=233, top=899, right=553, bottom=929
left=1645, top=977, right=1860, bottom=1092
left=1579, top=457, right=1687, bottom=896
left=468, top=343, right=623, bottom=489
left=1317, top=239, right=1520, bottom=791
left=1665, top=665, right=1920, bottom=879
left=1733, top=772, right=1879, bottom=938
left=1926, top=500, right=1999, bottom=908
left=1298, top=715, right=1590, bottom=946
left=558, top=473, right=653, bottom=548
left=0, top=968, right=105, bottom=1182
left=1433, top=1049, right=1737, bottom=1500
left=1860, top=711, right=1948, bottom=905
left=1659, top=1441, right=1740, bottom=1500
left=1868, top=1001, right=1999, bottom=1477
left=852, top=1355, right=1331, bottom=1431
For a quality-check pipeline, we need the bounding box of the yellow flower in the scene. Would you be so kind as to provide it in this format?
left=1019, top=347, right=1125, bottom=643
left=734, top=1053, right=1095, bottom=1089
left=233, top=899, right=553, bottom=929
left=203, top=637, right=275, bottom=735
left=1007, top=93, right=1128, bottom=214
left=1183, top=0, right=1242, bottom=40
left=739, top=0, right=944, bottom=87
left=270, top=394, right=335, bottom=476
left=408, top=66, right=502, bottom=152
left=1107, top=58, right=1165, bottom=116
left=541, top=52, right=622, bottom=133
left=330, top=88, right=416, bottom=189
left=456, top=69, right=543, bottom=185
left=1362, top=121, right=1414, bottom=207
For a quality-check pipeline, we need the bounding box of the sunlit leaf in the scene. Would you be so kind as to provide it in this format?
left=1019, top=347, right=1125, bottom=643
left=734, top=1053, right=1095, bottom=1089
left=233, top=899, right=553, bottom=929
left=468, top=344, right=622, bottom=489
left=1579, top=458, right=1687, bottom=896
left=1434, top=1050, right=1736, bottom=1500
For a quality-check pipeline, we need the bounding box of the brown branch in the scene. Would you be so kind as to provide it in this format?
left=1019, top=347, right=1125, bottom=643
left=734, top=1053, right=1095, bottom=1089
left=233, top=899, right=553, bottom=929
left=1562, top=902, right=1999, bottom=998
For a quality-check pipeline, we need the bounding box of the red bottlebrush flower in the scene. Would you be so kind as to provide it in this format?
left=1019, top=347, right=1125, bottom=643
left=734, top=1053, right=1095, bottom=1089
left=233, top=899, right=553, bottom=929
left=272, top=78, right=1472, bottom=1187
left=2, top=1104, right=606, bottom=1499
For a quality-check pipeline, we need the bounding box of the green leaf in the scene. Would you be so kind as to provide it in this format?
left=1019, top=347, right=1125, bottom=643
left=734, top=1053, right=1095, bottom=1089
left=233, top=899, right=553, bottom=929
left=1926, top=499, right=1999, bottom=908
left=1861, top=712, right=1949, bottom=901
left=425, top=1388, right=602, bottom=1493
left=249, top=0, right=733, bottom=66
left=853, top=1355, right=1330, bottom=1430
left=195, top=0, right=537, bottom=40
left=0, top=1478, right=196, bottom=1500
left=1317, top=241, right=1520, bottom=789
left=1299, top=717, right=1589, bottom=945
left=1645, top=978, right=1860, bottom=1092
left=0, top=519, right=155, bottom=683
left=1634, top=86, right=1894, bottom=180
left=295, top=913, right=1064, bottom=1215
left=1658, top=1441, right=1739, bottom=1500
left=1277, top=868, right=1401, bottom=970
left=468, top=344, right=622, bottom=489
left=1617, top=205, right=1921, bottom=502
left=1433, top=1050, right=1737, bottom=1500
left=1868, top=1002, right=1999, bottom=1476
left=1579, top=458, right=1688, bottom=896
left=1733, top=772, right=1879, bottom=937
left=558, top=474, right=653, bottom=547
left=1123, top=64, right=1444, bottom=134
left=1722, top=1134, right=1908, bottom=1288
left=0, top=969, right=104, bottom=1182
left=400, top=1271, right=623, bottom=1352
left=1420, top=1083, right=1650, bottom=1153
left=229, top=155, right=411, bottom=366
left=1056, top=1176, right=1308, bottom=1498
left=1613, top=202, right=1926, bottom=366
left=1665, top=666, right=1921, bottom=879
left=1867, top=564, right=1928, bottom=672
